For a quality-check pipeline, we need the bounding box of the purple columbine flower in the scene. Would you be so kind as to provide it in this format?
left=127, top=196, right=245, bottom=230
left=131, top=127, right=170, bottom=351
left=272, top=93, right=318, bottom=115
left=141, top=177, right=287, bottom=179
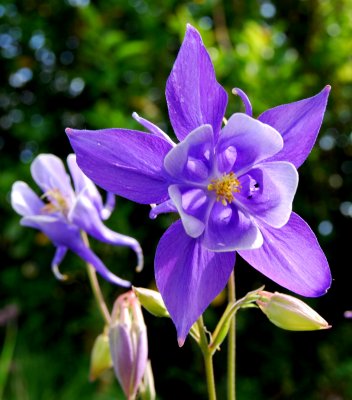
left=66, top=25, right=332, bottom=344
left=11, top=153, right=143, bottom=286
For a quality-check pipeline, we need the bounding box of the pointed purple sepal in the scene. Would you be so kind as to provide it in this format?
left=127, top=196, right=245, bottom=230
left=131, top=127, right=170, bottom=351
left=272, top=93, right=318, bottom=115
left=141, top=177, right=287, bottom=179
left=166, top=24, right=228, bottom=142
left=66, top=127, right=172, bottom=204
left=72, top=241, right=132, bottom=287
left=155, top=220, right=235, bottom=344
left=70, top=192, right=143, bottom=272
left=238, top=212, right=331, bottom=297
left=11, top=181, right=44, bottom=216
left=258, top=86, right=331, bottom=168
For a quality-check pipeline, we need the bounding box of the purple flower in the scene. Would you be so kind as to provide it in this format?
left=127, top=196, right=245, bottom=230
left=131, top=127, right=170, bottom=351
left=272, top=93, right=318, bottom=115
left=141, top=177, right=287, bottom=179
left=11, top=153, right=143, bottom=286
left=66, top=25, right=331, bottom=344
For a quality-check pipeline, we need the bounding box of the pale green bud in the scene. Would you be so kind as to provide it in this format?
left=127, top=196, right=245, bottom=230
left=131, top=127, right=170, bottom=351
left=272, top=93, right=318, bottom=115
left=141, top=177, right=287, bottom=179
left=257, top=291, right=331, bottom=331
left=89, top=331, right=112, bottom=381
left=133, top=287, right=169, bottom=318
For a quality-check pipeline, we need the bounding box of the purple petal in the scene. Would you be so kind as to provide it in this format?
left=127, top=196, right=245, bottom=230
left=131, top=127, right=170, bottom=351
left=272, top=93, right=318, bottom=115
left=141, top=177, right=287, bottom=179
left=132, top=326, right=148, bottom=397
left=21, top=214, right=76, bottom=243
left=155, top=220, right=235, bottom=344
left=164, top=124, right=214, bottom=183
left=202, top=201, right=263, bottom=251
left=109, top=321, right=147, bottom=400
left=217, top=113, right=283, bottom=174
left=11, top=181, right=44, bottom=216
left=70, top=192, right=143, bottom=272
left=30, top=154, right=75, bottom=203
left=258, top=86, right=331, bottom=168
left=166, top=24, right=228, bottom=142
left=66, top=127, right=173, bottom=204
left=168, top=185, right=208, bottom=238
left=237, top=161, right=298, bottom=228
left=68, top=152, right=116, bottom=220
left=238, top=212, right=331, bottom=297
left=109, top=323, right=134, bottom=397
left=66, top=154, right=93, bottom=194
left=21, top=215, right=131, bottom=286
left=72, top=241, right=132, bottom=287
left=66, top=154, right=104, bottom=214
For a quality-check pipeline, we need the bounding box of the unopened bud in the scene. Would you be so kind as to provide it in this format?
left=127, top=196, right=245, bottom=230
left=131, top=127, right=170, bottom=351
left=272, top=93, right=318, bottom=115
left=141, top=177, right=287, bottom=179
left=133, top=286, right=169, bottom=318
left=109, top=291, right=148, bottom=400
left=257, top=291, right=331, bottom=331
left=89, top=331, right=112, bottom=381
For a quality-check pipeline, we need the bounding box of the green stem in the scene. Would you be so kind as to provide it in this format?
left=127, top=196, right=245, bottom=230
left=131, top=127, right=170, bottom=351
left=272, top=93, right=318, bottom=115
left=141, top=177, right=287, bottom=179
left=81, top=232, right=111, bottom=325
left=0, top=322, right=17, bottom=400
left=227, top=271, right=236, bottom=400
left=197, top=317, right=217, bottom=400
left=203, top=351, right=216, bottom=400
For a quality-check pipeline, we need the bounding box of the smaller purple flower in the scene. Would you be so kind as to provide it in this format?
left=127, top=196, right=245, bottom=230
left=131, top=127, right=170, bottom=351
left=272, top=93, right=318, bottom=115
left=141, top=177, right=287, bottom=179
left=11, top=153, right=142, bottom=286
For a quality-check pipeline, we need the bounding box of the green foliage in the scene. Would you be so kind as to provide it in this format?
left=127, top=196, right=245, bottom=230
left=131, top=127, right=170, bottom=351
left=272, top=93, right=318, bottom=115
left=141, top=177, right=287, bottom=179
left=1, top=0, right=352, bottom=398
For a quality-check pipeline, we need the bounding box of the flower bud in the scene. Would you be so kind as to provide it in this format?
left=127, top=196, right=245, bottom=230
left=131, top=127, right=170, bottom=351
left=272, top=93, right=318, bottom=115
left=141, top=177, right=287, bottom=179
left=89, top=330, right=112, bottom=381
left=133, top=286, right=169, bottom=318
left=257, top=291, right=331, bottom=331
left=109, top=291, right=148, bottom=400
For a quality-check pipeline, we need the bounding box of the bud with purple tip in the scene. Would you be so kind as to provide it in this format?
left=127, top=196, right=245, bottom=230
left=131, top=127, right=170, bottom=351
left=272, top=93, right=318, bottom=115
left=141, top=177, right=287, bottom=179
left=109, top=291, right=148, bottom=400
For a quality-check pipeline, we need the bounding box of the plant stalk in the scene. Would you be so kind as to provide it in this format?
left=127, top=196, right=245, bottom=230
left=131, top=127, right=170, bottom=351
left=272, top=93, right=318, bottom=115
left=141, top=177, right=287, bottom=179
left=81, top=232, right=111, bottom=325
left=227, top=270, right=236, bottom=400
left=0, top=322, right=17, bottom=400
left=197, top=316, right=217, bottom=400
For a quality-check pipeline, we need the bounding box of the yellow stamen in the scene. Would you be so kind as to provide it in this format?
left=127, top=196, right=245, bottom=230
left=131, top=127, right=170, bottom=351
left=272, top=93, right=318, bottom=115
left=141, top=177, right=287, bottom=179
left=41, top=188, right=69, bottom=215
left=207, top=172, right=241, bottom=206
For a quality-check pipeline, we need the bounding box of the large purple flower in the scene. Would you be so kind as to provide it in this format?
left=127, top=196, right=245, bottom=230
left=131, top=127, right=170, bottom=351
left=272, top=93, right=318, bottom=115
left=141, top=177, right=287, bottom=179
left=66, top=25, right=331, bottom=344
left=11, top=153, right=143, bottom=286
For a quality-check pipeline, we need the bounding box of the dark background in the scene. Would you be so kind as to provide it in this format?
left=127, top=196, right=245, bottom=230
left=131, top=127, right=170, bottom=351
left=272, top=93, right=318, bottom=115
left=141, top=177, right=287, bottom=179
left=1, top=0, right=352, bottom=398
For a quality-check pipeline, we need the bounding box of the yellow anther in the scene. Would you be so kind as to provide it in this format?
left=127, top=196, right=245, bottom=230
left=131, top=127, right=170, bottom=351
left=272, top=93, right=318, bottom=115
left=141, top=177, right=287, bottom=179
left=41, top=188, right=69, bottom=215
left=207, top=172, right=241, bottom=206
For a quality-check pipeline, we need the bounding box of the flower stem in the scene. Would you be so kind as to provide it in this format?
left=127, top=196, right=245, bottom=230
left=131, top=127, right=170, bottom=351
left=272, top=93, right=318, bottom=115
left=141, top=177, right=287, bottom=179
left=0, top=322, right=17, bottom=400
left=227, top=270, right=236, bottom=400
left=81, top=232, right=111, bottom=325
left=203, top=351, right=217, bottom=400
left=197, top=316, right=217, bottom=400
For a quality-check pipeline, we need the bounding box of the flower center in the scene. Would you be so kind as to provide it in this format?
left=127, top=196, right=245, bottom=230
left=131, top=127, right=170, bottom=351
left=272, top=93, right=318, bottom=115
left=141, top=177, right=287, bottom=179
left=41, top=188, right=69, bottom=215
left=207, top=172, right=241, bottom=206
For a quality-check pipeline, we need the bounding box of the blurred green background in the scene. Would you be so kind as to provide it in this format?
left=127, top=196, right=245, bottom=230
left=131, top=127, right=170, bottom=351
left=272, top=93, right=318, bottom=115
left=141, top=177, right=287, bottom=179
left=1, top=0, right=352, bottom=399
